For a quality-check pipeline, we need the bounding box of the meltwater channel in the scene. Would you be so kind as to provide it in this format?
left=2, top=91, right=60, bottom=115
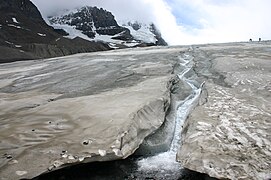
left=136, top=49, right=203, bottom=179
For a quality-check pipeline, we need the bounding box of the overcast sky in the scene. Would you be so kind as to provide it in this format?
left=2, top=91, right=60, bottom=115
left=31, top=0, right=271, bottom=45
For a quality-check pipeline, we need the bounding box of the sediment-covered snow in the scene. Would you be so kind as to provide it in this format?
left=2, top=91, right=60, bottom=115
left=177, top=43, right=271, bottom=180
left=0, top=46, right=182, bottom=179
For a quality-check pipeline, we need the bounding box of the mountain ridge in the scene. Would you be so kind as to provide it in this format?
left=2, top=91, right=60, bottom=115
left=48, top=6, right=167, bottom=47
left=0, top=0, right=167, bottom=63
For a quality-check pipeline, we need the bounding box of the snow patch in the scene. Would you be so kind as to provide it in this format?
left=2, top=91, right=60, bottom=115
left=12, top=17, right=19, bottom=24
left=93, top=33, right=138, bottom=47
left=8, top=24, right=21, bottom=29
left=37, top=33, right=46, bottom=37
left=51, top=24, right=93, bottom=41
left=5, top=41, right=13, bottom=45
left=108, top=43, right=119, bottom=49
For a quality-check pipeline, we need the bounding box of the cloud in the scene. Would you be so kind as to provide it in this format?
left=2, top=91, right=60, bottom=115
left=30, top=0, right=154, bottom=22
left=30, top=0, right=271, bottom=45
left=180, top=0, right=271, bottom=43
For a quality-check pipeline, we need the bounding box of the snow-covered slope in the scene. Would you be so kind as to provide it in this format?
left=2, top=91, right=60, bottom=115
left=120, top=21, right=157, bottom=44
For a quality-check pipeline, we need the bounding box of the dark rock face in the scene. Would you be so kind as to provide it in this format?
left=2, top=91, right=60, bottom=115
left=128, top=21, right=141, bottom=31
left=53, top=29, right=69, bottom=36
left=150, top=24, right=168, bottom=46
left=0, top=0, right=46, bottom=24
left=49, top=6, right=133, bottom=40
left=0, top=0, right=110, bottom=63
left=91, top=7, right=130, bottom=38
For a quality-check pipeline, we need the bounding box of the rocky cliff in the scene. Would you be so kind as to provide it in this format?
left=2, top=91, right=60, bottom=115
left=0, top=0, right=110, bottom=63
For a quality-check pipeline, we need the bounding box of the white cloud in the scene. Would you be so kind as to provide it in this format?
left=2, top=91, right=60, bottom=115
left=31, top=0, right=154, bottom=22
left=30, top=0, right=271, bottom=45
left=164, top=0, right=271, bottom=44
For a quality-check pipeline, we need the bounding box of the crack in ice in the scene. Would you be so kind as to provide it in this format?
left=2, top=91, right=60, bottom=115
left=137, top=48, right=203, bottom=178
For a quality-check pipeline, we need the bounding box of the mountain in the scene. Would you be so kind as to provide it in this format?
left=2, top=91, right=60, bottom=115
left=0, top=1, right=167, bottom=63
left=48, top=6, right=167, bottom=48
left=0, top=0, right=110, bottom=63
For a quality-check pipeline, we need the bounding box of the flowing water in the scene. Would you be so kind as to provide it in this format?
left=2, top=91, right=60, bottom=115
left=135, top=50, right=203, bottom=179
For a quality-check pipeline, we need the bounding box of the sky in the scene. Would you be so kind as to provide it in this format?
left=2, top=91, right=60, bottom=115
left=30, top=0, right=271, bottom=45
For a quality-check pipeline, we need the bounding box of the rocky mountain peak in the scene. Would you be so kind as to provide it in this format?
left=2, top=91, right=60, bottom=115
left=48, top=6, right=167, bottom=47
left=49, top=6, right=133, bottom=40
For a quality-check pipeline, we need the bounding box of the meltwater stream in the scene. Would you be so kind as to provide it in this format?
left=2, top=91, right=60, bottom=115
left=136, top=51, right=202, bottom=179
